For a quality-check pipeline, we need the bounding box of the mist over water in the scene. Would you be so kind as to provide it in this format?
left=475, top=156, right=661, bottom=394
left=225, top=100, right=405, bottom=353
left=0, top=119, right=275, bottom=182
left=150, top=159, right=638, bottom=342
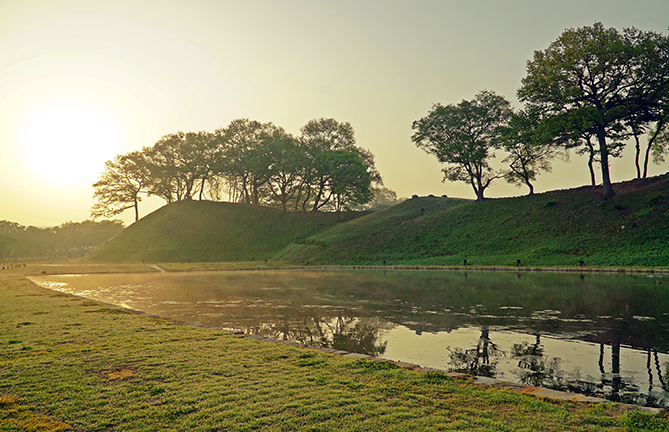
left=30, top=269, right=669, bottom=408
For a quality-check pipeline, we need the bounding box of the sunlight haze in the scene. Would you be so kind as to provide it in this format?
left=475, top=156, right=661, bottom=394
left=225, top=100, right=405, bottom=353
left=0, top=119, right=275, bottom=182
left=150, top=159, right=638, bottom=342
left=21, top=102, right=121, bottom=185
left=1, top=0, right=668, bottom=226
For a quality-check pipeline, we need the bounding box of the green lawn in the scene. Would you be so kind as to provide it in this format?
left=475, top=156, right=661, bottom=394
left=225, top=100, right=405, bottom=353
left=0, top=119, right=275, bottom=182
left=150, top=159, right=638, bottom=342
left=1, top=264, right=667, bottom=431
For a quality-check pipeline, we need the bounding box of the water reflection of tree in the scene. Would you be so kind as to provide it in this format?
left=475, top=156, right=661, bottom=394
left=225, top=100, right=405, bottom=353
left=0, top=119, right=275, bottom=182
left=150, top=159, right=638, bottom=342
left=329, top=316, right=388, bottom=356
left=448, top=328, right=501, bottom=377
left=245, top=308, right=388, bottom=357
left=642, top=349, right=669, bottom=407
left=511, top=335, right=564, bottom=388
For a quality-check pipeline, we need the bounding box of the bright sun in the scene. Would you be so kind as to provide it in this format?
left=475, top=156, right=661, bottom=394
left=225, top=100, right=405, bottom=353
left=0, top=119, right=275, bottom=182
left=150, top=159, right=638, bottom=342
left=21, top=103, right=121, bottom=186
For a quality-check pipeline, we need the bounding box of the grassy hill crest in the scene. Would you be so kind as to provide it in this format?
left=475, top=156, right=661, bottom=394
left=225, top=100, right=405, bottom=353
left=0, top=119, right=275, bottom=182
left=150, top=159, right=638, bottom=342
left=88, top=200, right=360, bottom=262
left=279, top=175, right=669, bottom=267
left=91, top=174, right=669, bottom=267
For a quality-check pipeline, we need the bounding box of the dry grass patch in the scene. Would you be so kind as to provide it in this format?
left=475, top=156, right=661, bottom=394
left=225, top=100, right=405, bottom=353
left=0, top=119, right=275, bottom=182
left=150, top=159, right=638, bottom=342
left=101, top=368, right=136, bottom=380
left=0, top=393, right=73, bottom=432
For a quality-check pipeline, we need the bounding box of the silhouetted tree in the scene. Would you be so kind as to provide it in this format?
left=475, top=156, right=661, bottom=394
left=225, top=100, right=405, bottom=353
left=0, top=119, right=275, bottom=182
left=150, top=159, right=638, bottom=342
left=352, top=187, right=403, bottom=211
left=266, top=133, right=306, bottom=211
left=91, top=151, right=151, bottom=222
left=0, top=220, right=123, bottom=258
left=627, top=28, right=669, bottom=178
left=94, top=117, right=381, bottom=214
left=518, top=22, right=669, bottom=198
left=412, top=90, right=512, bottom=201
left=328, top=150, right=377, bottom=215
left=216, top=119, right=283, bottom=205
left=299, top=118, right=379, bottom=211
left=144, top=131, right=217, bottom=203
left=501, top=109, right=565, bottom=195
left=299, top=118, right=358, bottom=211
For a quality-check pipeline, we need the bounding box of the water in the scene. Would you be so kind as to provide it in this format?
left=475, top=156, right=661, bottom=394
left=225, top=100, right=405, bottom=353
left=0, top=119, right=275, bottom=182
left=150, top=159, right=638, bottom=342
left=29, top=269, right=669, bottom=408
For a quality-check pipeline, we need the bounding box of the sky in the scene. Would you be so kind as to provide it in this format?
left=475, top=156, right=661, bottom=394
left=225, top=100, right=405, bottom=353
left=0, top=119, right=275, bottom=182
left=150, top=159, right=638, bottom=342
left=1, top=0, right=668, bottom=227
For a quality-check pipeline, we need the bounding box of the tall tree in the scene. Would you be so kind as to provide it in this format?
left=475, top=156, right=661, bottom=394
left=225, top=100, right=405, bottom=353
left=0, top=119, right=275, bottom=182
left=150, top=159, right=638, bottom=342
left=500, top=109, right=563, bottom=195
left=352, top=187, right=403, bottom=211
left=144, top=131, right=217, bottom=203
left=628, top=27, right=669, bottom=178
left=300, top=118, right=358, bottom=211
left=518, top=22, right=669, bottom=198
left=328, top=150, right=376, bottom=215
left=575, top=134, right=598, bottom=186
left=266, top=133, right=305, bottom=211
left=217, top=119, right=282, bottom=205
left=188, top=131, right=221, bottom=200
left=91, top=151, right=151, bottom=222
left=411, top=90, right=512, bottom=202
left=649, top=126, right=669, bottom=167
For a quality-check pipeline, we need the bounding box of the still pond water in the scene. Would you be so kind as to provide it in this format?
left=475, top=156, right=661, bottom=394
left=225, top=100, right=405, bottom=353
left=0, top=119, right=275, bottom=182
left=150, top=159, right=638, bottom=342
left=30, top=269, right=669, bottom=408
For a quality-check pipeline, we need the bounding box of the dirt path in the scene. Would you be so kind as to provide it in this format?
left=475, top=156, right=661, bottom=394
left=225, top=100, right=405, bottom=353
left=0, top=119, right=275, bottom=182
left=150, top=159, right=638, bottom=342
left=145, top=264, right=166, bottom=273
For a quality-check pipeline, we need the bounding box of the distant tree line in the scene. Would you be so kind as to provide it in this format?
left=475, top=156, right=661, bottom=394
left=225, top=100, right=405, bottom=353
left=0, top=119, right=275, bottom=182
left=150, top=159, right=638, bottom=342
left=412, top=22, right=669, bottom=201
left=92, top=118, right=382, bottom=221
left=0, top=220, right=124, bottom=259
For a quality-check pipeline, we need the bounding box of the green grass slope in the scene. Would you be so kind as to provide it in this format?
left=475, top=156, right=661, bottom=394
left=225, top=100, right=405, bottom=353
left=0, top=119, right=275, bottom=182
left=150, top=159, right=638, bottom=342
left=276, top=174, right=669, bottom=267
left=89, top=200, right=359, bottom=262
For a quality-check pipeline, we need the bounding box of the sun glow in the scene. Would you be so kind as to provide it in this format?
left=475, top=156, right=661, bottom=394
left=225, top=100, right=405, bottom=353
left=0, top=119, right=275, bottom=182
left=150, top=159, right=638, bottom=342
left=21, top=102, right=121, bottom=186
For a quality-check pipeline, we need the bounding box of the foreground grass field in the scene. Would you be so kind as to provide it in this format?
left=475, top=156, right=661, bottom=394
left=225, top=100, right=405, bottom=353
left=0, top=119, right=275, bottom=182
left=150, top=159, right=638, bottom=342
left=1, top=264, right=668, bottom=431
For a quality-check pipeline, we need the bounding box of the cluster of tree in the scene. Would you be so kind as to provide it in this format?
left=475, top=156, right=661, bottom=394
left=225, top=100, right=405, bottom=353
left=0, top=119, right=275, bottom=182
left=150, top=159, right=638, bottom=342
left=412, top=23, right=669, bottom=201
left=351, top=187, right=405, bottom=211
left=92, top=118, right=381, bottom=221
left=0, top=220, right=124, bottom=259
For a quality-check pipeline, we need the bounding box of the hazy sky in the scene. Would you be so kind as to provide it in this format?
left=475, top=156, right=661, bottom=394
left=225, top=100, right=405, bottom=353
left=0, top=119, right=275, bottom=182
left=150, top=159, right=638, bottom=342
left=1, top=0, right=668, bottom=226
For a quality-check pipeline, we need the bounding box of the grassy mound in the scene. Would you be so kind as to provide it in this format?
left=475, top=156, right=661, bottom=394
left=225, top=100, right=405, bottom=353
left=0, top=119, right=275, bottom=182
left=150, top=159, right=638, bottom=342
left=88, top=200, right=360, bottom=263
left=89, top=174, right=669, bottom=267
left=276, top=174, right=669, bottom=267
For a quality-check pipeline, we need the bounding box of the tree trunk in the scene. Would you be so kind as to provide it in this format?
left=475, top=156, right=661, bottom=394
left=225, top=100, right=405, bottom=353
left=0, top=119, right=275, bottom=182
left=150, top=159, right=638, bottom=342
left=301, top=186, right=311, bottom=212
left=520, top=160, right=534, bottom=196
left=133, top=196, right=139, bottom=222
left=634, top=132, right=641, bottom=178
left=596, top=127, right=615, bottom=199
left=585, top=137, right=596, bottom=186
left=588, top=156, right=596, bottom=186
left=314, top=191, right=333, bottom=211
left=525, top=178, right=534, bottom=195
left=633, top=133, right=641, bottom=179
left=198, top=175, right=207, bottom=200
left=642, top=118, right=665, bottom=178
left=311, top=179, right=326, bottom=211
left=473, top=180, right=485, bottom=202
left=643, top=140, right=653, bottom=179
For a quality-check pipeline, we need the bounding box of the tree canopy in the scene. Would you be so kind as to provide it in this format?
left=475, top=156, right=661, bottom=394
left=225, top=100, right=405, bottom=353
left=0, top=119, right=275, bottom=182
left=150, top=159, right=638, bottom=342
left=517, top=22, right=669, bottom=199
left=91, top=23, right=669, bottom=213
left=411, top=90, right=512, bottom=201
left=0, top=220, right=123, bottom=259
left=92, top=118, right=381, bottom=220
left=500, top=109, right=565, bottom=195
left=91, top=151, right=151, bottom=222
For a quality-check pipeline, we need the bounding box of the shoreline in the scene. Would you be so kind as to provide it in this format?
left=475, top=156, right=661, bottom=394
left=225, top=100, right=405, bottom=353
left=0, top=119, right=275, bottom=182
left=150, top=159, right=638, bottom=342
left=26, top=264, right=667, bottom=414
left=5, top=258, right=669, bottom=276
left=3, top=264, right=668, bottom=431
